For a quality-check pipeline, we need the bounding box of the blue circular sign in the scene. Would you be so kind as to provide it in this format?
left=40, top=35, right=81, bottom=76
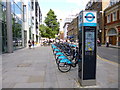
left=85, top=13, right=95, bottom=22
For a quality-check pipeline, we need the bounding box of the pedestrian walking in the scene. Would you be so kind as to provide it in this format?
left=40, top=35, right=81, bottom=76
left=97, top=39, right=101, bottom=46
left=106, top=41, right=109, bottom=47
left=28, top=40, right=31, bottom=49
left=32, top=40, right=35, bottom=48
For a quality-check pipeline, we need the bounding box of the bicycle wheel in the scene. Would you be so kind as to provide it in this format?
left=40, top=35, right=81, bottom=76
left=58, top=62, right=71, bottom=73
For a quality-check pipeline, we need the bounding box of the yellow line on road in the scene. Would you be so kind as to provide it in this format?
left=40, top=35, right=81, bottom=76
left=97, top=55, right=120, bottom=66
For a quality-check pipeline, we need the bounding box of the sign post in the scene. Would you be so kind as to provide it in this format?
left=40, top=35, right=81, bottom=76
left=78, top=10, right=97, bottom=86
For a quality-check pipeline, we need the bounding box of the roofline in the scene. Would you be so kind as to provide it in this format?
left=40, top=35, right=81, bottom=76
left=63, top=22, right=71, bottom=28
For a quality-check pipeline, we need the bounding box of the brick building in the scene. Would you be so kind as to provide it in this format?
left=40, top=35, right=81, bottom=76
left=67, top=16, right=78, bottom=42
left=104, top=1, right=120, bottom=46
left=85, top=0, right=110, bottom=44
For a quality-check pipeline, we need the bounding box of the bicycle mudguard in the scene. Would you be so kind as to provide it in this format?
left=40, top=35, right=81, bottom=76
left=60, top=59, right=72, bottom=64
left=57, top=55, right=67, bottom=59
left=72, top=45, right=77, bottom=47
left=54, top=49, right=60, bottom=51
left=55, top=52, right=64, bottom=56
left=52, top=44, right=56, bottom=46
left=51, top=44, right=55, bottom=47
left=52, top=46, right=57, bottom=49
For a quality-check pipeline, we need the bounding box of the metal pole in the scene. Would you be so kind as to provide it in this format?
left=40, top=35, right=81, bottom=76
left=6, top=1, right=13, bottom=53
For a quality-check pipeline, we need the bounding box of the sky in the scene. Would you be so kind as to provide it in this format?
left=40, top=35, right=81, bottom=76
left=38, top=0, right=89, bottom=31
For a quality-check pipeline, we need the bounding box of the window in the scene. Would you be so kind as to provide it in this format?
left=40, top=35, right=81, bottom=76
left=1, top=21, right=7, bottom=52
left=23, top=5, right=27, bottom=22
left=107, top=15, right=111, bottom=23
left=0, top=4, right=3, bottom=21
left=1, top=1, right=6, bottom=7
left=0, top=4, right=6, bottom=22
left=113, top=12, right=117, bottom=21
left=13, top=2, right=23, bottom=21
left=31, top=1, right=34, bottom=10
left=17, top=2, right=22, bottom=10
left=12, top=17, right=22, bottom=48
left=105, top=16, right=107, bottom=24
left=97, top=4, right=101, bottom=8
left=11, top=1, right=15, bottom=13
left=108, top=28, right=117, bottom=36
left=109, top=0, right=120, bottom=6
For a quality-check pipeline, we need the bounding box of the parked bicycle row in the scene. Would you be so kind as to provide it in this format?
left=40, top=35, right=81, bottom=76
left=51, top=42, right=81, bottom=73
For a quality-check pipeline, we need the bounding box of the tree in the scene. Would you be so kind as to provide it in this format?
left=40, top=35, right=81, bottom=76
left=39, top=24, right=47, bottom=37
left=39, top=9, right=60, bottom=39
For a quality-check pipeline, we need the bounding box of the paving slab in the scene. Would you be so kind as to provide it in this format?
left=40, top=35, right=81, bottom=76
left=3, top=76, right=29, bottom=83
left=2, top=46, right=119, bottom=88
left=13, top=83, right=43, bottom=88
left=27, top=76, right=44, bottom=83
left=2, top=82, right=16, bottom=88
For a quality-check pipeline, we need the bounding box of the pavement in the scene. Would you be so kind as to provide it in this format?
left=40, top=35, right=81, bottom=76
left=1, top=45, right=119, bottom=88
left=101, top=45, right=120, bottom=49
left=0, top=53, right=2, bottom=90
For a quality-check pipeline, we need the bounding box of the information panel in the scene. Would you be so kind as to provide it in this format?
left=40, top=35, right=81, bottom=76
left=85, top=32, right=95, bottom=51
left=83, top=26, right=96, bottom=80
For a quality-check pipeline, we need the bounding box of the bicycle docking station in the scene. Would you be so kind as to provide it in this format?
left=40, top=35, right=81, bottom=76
left=78, top=10, right=97, bottom=86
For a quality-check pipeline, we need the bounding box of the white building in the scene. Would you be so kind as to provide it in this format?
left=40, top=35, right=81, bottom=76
left=31, top=0, right=42, bottom=44
left=23, top=0, right=42, bottom=47
left=63, top=15, right=76, bottom=40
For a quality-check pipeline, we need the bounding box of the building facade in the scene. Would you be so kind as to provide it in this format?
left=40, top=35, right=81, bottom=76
left=31, top=0, right=42, bottom=44
left=59, top=31, right=64, bottom=40
left=0, top=1, right=7, bottom=53
left=0, top=0, right=42, bottom=53
left=63, top=22, right=70, bottom=40
left=63, top=15, right=76, bottom=40
left=67, top=16, right=78, bottom=42
left=85, top=0, right=110, bottom=44
left=104, top=1, right=120, bottom=46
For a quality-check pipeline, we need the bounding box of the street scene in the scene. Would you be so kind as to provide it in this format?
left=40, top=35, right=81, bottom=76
left=2, top=45, right=119, bottom=88
left=0, top=0, right=120, bottom=89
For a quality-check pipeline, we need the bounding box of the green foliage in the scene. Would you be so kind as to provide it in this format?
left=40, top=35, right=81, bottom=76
left=39, top=24, right=46, bottom=37
left=12, top=17, right=22, bottom=38
left=39, top=9, right=60, bottom=39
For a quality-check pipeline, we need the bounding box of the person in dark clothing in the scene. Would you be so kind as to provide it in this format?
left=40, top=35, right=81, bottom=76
left=106, top=41, right=109, bottom=47
left=28, top=40, right=31, bottom=49
left=32, top=40, right=35, bottom=48
left=97, top=39, right=101, bottom=46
